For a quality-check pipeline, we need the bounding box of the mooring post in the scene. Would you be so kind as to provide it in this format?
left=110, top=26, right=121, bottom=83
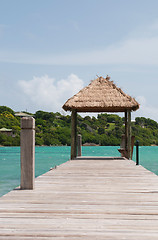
left=136, top=140, right=139, bottom=165
left=77, top=134, right=82, bottom=157
left=20, top=117, right=35, bottom=190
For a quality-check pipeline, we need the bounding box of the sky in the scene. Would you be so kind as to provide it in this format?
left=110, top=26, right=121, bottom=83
left=1, top=0, right=158, bottom=120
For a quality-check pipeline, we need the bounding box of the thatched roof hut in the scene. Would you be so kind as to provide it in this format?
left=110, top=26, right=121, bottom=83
left=63, top=76, right=139, bottom=112
left=0, top=128, right=12, bottom=137
left=63, top=75, right=139, bottom=160
left=15, top=112, right=33, bottom=117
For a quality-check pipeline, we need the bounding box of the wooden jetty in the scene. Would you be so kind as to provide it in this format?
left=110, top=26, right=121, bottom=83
left=1, top=158, right=158, bottom=239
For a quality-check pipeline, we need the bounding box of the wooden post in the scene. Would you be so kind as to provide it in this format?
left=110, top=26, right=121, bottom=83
left=20, top=117, right=35, bottom=189
left=71, top=110, right=77, bottom=160
left=136, top=140, right=139, bottom=165
left=124, top=111, right=128, bottom=153
left=77, top=134, right=82, bottom=157
left=127, top=111, right=131, bottom=159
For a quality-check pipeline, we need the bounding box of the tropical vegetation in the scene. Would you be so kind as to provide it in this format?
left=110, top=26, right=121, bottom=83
left=0, top=106, right=158, bottom=146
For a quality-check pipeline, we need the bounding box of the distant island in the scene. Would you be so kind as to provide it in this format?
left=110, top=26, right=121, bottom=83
left=0, top=106, right=157, bottom=146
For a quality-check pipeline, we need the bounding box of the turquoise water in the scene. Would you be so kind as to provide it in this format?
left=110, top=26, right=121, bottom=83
left=0, top=146, right=71, bottom=197
left=0, top=146, right=158, bottom=197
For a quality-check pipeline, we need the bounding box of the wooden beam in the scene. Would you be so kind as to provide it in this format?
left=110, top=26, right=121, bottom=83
left=71, top=110, right=77, bottom=160
left=124, top=111, right=128, bottom=152
left=127, top=111, right=131, bottom=159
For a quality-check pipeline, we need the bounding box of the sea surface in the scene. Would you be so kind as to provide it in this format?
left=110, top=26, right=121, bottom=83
left=0, top=146, right=158, bottom=197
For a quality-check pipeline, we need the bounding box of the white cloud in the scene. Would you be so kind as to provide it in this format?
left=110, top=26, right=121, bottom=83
left=136, top=96, right=146, bottom=106
left=134, top=95, right=158, bottom=121
left=18, top=74, right=84, bottom=112
left=17, top=77, right=158, bottom=122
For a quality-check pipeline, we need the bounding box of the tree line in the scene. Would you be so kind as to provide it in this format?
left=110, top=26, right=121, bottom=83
left=0, top=106, right=158, bottom=146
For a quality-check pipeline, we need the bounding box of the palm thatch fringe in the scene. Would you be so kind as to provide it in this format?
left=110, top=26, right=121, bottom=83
left=63, top=76, right=139, bottom=112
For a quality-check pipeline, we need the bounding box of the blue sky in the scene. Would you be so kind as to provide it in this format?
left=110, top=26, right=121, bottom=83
left=1, top=0, right=158, bottom=120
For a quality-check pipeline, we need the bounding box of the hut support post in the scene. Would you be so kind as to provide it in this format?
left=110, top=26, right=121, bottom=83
left=127, top=111, right=131, bottom=159
left=77, top=134, right=82, bottom=157
left=20, top=117, right=35, bottom=190
left=71, top=110, right=77, bottom=160
left=125, top=111, right=128, bottom=152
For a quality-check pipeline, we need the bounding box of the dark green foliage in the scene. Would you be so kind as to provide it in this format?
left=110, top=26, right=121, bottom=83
left=1, top=106, right=158, bottom=146
left=135, top=117, right=158, bottom=130
left=0, top=106, right=14, bottom=115
left=98, top=127, right=105, bottom=135
left=0, top=133, right=20, bottom=146
left=0, top=109, right=20, bottom=146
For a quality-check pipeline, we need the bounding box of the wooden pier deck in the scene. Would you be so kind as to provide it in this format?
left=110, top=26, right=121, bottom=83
left=1, top=158, right=158, bottom=239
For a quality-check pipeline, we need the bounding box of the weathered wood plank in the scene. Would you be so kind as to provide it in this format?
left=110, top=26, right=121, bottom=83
left=1, top=159, right=158, bottom=239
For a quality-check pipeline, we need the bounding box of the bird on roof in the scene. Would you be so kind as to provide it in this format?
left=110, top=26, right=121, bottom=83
left=106, top=75, right=111, bottom=80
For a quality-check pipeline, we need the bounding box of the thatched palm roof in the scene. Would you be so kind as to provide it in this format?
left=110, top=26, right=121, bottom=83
left=63, top=76, right=139, bottom=112
left=15, top=112, right=33, bottom=117
left=0, top=128, right=12, bottom=132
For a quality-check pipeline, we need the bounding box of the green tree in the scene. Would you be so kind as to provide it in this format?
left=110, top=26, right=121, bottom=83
left=0, top=106, right=14, bottom=115
left=98, top=127, right=105, bottom=135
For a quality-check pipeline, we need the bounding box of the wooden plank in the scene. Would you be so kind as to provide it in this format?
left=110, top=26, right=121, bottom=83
left=1, top=159, right=158, bottom=239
